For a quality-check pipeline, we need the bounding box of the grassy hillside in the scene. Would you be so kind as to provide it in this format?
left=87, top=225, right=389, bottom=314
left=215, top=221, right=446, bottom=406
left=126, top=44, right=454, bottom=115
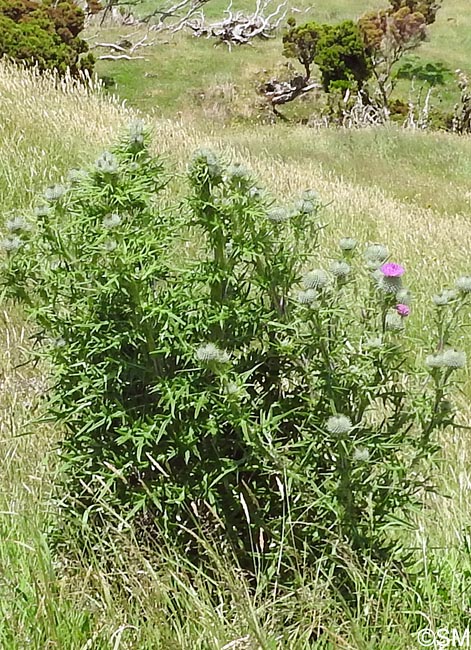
left=1, top=2, right=471, bottom=645
left=94, top=0, right=470, bottom=118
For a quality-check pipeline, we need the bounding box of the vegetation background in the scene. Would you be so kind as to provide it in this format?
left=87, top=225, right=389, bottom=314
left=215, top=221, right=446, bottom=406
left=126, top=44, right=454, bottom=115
left=1, top=0, right=471, bottom=648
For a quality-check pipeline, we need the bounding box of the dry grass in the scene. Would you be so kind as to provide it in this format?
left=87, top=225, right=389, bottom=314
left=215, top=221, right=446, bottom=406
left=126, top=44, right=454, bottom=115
left=0, top=62, right=133, bottom=214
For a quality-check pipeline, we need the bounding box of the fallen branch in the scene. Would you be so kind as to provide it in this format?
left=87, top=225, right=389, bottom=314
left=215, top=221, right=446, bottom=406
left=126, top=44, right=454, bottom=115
left=259, top=76, right=320, bottom=108
left=176, top=0, right=288, bottom=46
left=98, top=54, right=147, bottom=60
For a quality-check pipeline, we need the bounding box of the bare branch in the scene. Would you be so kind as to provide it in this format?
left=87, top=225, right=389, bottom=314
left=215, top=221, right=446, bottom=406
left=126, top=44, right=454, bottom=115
left=98, top=54, right=147, bottom=60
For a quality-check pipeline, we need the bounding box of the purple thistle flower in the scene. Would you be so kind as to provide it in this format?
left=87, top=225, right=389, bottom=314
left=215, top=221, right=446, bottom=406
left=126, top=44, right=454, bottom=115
left=380, top=263, right=405, bottom=278
left=396, top=303, right=411, bottom=317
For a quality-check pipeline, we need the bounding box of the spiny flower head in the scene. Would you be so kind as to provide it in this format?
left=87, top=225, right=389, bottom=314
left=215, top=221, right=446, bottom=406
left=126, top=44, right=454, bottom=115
left=352, top=446, right=370, bottom=462
left=297, top=289, right=319, bottom=305
left=327, top=414, right=353, bottom=435
left=267, top=207, right=290, bottom=223
left=95, top=151, right=118, bottom=175
left=433, top=289, right=458, bottom=306
left=365, top=244, right=388, bottom=263
left=5, top=216, right=27, bottom=233
left=441, top=349, right=467, bottom=369
left=226, top=162, right=252, bottom=185
left=455, top=276, right=471, bottom=294
left=1, top=236, right=22, bottom=252
left=330, top=260, right=351, bottom=279
left=339, top=237, right=357, bottom=252
left=44, top=184, right=66, bottom=202
left=102, top=213, right=122, bottom=229
left=67, top=168, right=88, bottom=184
left=303, top=269, right=329, bottom=290
left=189, top=148, right=223, bottom=182
left=295, top=189, right=319, bottom=215
left=425, top=353, right=445, bottom=369
left=35, top=204, right=50, bottom=218
left=364, top=336, right=383, bottom=349
left=426, top=350, right=466, bottom=370
left=104, top=239, right=117, bottom=252
left=129, top=119, right=145, bottom=148
left=224, top=381, right=240, bottom=396
left=396, top=303, right=410, bottom=317
left=248, top=186, right=264, bottom=200
left=380, top=262, right=405, bottom=278
left=385, top=311, right=404, bottom=331
left=196, top=343, right=230, bottom=364
left=396, top=288, right=412, bottom=306
left=377, top=274, right=403, bottom=295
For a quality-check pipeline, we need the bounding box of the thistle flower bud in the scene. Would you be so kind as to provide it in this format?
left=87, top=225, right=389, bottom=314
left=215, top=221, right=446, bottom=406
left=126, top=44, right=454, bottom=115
left=102, top=213, right=122, bottom=229
left=425, top=353, right=445, bottom=369
left=224, top=381, right=240, bottom=396
left=352, top=446, right=370, bottom=462
left=226, top=162, right=252, bottom=185
left=267, top=207, right=290, bottom=223
left=35, top=204, right=50, bottom=218
left=426, top=350, right=466, bottom=370
left=95, top=151, right=118, bottom=175
left=327, top=415, right=353, bottom=435
left=364, top=336, right=383, bottom=349
left=433, top=290, right=458, bottom=306
left=104, top=240, right=117, bottom=252
left=44, top=184, right=66, bottom=202
left=438, top=399, right=453, bottom=414
left=67, top=168, right=88, bottom=184
left=295, top=189, right=319, bottom=215
left=330, top=261, right=351, bottom=279
left=5, top=216, right=27, bottom=233
left=248, top=186, right=264, bottom=200
left=129, top=119, right=145, bottom=148
left=297, top=289, right=319, bottom=305
left=365, top=244, right=388, bottom=264
left=189, top=148, right=223, bottom=182
left=339, top=237, right=357, bottom=252
left=385, top=311, right=404, bottom=331
left=1, top=236, right=22, bottom=252
left=196, top=343, right=230, bottom=364
left=455, top=276, right=471, bottom=294
left=441, top=349, right=467, bottom=369
left=396, top=288, right=412, bottom=306
left=303, top=269, right=329, bottom=290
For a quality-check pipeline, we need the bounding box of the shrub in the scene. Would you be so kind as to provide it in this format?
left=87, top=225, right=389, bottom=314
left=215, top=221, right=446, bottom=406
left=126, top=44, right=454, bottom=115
left=283, top=19, right=372, bottom=92
left=0, top=0, right=93, bottom=76
left=358, top=0, right=442, bottom=106
left=315, top=21, right=372, bottom=93
left=1, top=126, right=469, bottom=588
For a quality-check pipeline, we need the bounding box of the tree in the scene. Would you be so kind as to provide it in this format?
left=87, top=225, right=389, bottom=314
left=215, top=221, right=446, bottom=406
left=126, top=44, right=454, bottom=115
left=315, top=21, right=372, bottom=93
left=0, top=0, right=94, bottom=76
left=358, top=0, right=441, bottom=106
left=282, top=19, right=372, bottom=93
left=282, top=19, right=323, bottom=80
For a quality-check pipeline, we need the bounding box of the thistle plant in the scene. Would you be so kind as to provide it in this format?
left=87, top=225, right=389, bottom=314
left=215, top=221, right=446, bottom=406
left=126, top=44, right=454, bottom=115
left=1, top=127, right=469, bottom=593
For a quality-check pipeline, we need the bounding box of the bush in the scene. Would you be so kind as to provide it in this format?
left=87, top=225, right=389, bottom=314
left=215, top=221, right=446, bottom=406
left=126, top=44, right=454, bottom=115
left=2, top=125, right=469, bottom=588
left=315, top=21, right=372, bottom=93
left=0, top=0, right=93, bottom=76
left=283, top=19, right=372, bottom=92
